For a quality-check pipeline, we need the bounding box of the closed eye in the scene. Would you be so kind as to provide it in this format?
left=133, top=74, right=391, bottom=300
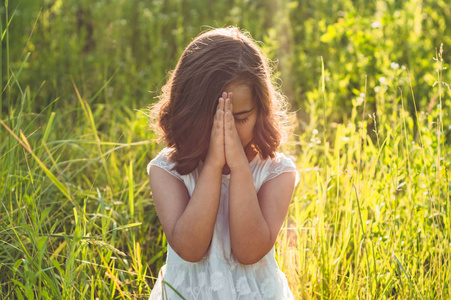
left=234, top=117, right=249, bottom=124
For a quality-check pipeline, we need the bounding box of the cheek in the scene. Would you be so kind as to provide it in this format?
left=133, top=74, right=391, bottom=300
left=237, top=120, right=257, bottom=145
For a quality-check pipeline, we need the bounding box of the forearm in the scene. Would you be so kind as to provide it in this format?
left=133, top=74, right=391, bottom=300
left=229, top=165, right=272, bottom=264
left=171, top=163, right=222, bottom=261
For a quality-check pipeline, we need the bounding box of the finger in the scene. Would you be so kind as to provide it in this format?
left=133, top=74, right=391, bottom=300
left=218, top=110, right=223, bottom=129
left=217, top=97, right=224, bottom=112
left=220, top=96, right=225, bottom=112
left=212, top=114, right=218, bottom=132
left=214, top=107, right=219, bottom=124
left=226, top=111, right=234, bottom=130
left=216, top=96, right=225, bottom=122
left=223, top=95, right=228, bottom=113
left=210, top=123, right=216, bottom=139
left=220, top=110, right=225, bottom=131
left=224, top=93, right=231, bottom=113
left=222, top=92, right=227, bottom=110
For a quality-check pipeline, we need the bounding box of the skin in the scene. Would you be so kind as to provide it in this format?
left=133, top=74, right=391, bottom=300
left=149, top=83, right=296, bottom=264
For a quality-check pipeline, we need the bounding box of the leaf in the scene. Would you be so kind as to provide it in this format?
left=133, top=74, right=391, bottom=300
left=51, top=259, right=64, bottom=275
left=13, top=259, right=24, bottom=272
left=0, top=119, right=72, bottom=200
left=105, top=222, right=142, bottom=234
left=163, top=281, right=186, bottom=300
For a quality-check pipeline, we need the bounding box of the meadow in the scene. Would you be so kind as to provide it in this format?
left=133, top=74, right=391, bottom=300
left=1, top=0, right=450, bottom=299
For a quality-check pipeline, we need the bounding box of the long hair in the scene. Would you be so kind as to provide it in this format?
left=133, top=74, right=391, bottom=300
left=150, top=27, right=288, bottom=175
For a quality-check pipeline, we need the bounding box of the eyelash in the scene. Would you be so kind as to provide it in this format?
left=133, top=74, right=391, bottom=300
left=234, top=117, right=249, bottom=124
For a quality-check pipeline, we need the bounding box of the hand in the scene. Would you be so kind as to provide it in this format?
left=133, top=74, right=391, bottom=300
left=224, top=93, right=249, bottom=171
left=204, top=93, right=226, bottom=170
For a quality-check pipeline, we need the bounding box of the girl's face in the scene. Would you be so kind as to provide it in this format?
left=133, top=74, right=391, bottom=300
left=224, top=82, right=258, bottom=148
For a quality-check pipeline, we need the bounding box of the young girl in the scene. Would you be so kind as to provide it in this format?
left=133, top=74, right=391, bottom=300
left=148, top=27, right=298, bottom=299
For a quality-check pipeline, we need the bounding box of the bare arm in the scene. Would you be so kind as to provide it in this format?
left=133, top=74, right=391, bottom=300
left=228, top=168, right=295, bottom=265
left=149, top=162, right=222, bottom=262
left=149, top=95, right=227, bottom=262
left=223, top=97, right=296, bottom=264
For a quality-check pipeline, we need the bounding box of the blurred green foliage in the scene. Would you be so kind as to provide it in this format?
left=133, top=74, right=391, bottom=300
left=5, top=0, right=450, bottom=119
left=1, top=0, right=450, bottom=299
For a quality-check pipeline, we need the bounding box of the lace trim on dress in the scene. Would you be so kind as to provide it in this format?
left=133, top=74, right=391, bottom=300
left=166, top=266, right=281, bottom=300
left=147, top=148, right=183, bottom=182
left=263, top=155, right=299, bottom=186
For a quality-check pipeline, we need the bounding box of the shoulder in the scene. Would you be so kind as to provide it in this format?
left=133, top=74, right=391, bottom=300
left=147, top=148, right=183, bottom=181
left=259, top=152, right=299, bottom=186
left=268, top=152, right=297, bottom=169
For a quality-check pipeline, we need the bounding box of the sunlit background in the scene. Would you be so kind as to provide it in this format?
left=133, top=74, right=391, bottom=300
left=1, top=0, right=450, bottom=298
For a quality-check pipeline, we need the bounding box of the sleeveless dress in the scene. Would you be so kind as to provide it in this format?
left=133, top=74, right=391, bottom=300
left=147, top=148, right=299, bottom=300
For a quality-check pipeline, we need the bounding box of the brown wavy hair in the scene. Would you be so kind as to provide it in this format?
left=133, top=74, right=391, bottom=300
left=150, top=27, right=289, bottom=175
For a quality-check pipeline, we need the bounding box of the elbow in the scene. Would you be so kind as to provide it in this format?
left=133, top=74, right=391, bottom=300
left=231, top=233, right=273, bottom=265
left=236, top=256, right=263, bottom=265
left=233, top=248, right=266, bottom=265
left=169, top=228, right=211, bottom=263
left=171, top=243, right=209, bottom=263
left=178, top=251, right=206, bottom=263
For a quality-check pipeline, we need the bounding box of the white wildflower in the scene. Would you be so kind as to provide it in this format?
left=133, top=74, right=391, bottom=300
left=371, top=21, right=381, bottom=28
left=390, top=62, right=399, bottom=69
left=356, top=96, right=364, bottom=106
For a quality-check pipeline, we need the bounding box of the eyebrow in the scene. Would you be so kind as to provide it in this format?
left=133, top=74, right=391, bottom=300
left=233, top=107, right=254, bottom=116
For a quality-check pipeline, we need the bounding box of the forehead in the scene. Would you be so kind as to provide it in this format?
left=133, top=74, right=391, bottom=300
left=224, top=83, right=255, bottom=111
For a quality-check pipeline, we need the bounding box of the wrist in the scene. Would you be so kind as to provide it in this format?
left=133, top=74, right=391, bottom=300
left=228, top=159, right=251, bottom=173
left=203, top=158, right=225, bottom=173
left=225, top=145, right=249, bottom=171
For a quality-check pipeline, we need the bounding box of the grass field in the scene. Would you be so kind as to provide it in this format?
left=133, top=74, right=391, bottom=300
left=1, top=0, right=450, bottom=299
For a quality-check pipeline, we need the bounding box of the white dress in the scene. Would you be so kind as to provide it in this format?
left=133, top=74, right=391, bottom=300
left=147, top=148, right=299, bottom=300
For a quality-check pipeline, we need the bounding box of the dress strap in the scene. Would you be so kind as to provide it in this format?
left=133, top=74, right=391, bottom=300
left=147, top=148, right=183, bottom=181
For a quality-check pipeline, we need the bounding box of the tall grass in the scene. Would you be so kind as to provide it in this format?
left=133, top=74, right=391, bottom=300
left=276, top=43, right=450, bottom=298
left=1, top=0, right=450, bottom=299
